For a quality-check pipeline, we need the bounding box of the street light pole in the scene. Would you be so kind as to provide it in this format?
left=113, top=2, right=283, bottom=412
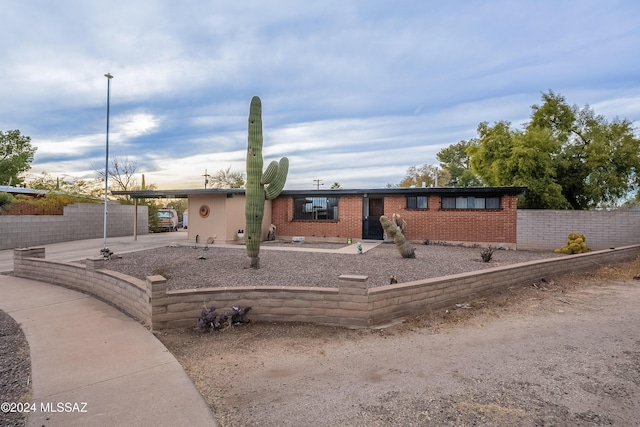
left=102, top=73, right=113, bottom=257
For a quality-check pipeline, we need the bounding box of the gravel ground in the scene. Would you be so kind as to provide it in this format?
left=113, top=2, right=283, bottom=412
left=0, top=309, right=31, bottom=427
left=100, top=242, right=561, bottom=290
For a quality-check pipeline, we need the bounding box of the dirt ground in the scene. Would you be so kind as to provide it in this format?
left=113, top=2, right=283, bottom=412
left=156, top=258, right=640, bottom=427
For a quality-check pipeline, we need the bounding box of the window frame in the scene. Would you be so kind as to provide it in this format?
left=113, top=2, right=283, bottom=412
left=292, top=196, right=339, bottom=221
left=406, top=195, right=428, bottom=210
left=440, top=196, right=502, bottom=210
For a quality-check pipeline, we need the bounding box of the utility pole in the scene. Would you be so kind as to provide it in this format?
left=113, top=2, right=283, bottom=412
left=203, top=169, right=211, bottom=188
left=313, top=179, right=324, bottom=190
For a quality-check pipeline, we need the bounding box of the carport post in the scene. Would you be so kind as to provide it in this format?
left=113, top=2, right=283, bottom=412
left=134, top=198, right=138, bottom=241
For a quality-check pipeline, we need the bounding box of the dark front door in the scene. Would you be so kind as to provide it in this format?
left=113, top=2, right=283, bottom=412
left=362, top=197, right=384, bottom=240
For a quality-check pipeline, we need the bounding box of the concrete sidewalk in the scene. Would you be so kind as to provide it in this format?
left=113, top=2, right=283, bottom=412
left=0, top=232, right=379, bottom=426
left=0, top=274, right=218, bottom=426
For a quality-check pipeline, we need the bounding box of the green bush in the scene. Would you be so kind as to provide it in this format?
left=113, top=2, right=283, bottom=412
left=0, top=192, right=17, bottom=214
left=554, top=232, right=591, bottom=254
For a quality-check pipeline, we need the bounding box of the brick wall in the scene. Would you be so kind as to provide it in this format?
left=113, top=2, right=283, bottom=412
left=0, top=203, right=148, bottom=250
left=15, top=243, right=640, bottom=330
left=272, top=195, right=518, bottom=246
left=271, top=196, right=362, bottom=241
left=517, top=210, right=640, bottom=251
left=386, top=195, right=518, bottom=245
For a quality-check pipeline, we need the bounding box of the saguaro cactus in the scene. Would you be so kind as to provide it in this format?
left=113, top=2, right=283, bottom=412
left=245, top=96, right=289, bottom=268
left=380, top=214, right=416, bottom=258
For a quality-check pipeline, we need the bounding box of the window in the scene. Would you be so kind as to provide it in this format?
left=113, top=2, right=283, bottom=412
left=293, top=196, right=339, bottom=220
left=406, top=195, right=428, bottom=209
left=441, top=196, right=501, bottom=209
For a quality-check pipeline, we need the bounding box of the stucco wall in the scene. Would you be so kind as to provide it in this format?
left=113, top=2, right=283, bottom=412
left=0, top=203, right=148, bottom=250
left=517, top=210, right=640, bottom=251
left=187, top=194, right=272, bottom=244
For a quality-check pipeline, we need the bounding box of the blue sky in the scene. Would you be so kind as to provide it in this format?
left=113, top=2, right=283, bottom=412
left=2, top=1, right=639, bottom=190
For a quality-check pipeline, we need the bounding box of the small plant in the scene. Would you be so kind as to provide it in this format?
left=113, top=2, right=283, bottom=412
left=480, top=246, right=494, bottom=262
left=196, top=306, right=229, bottom=332
left=554, top=232, right=591, bottom=254
left=196, top=305, right=252, bottom=332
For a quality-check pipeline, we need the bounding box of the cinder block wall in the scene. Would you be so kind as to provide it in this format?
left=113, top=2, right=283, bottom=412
left=0, top=203, right=148, bottom=250
left=15, top=244, right=639, bottom=330
left=13, top=248, right=152, bottom=325
left=517, top=210, right=640, bottom=251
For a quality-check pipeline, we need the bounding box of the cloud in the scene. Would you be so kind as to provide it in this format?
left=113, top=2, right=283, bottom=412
left=2, top=0, right=639, bottom=191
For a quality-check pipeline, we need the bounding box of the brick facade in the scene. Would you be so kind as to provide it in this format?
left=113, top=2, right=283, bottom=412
left=272, top=194, right=519, bottom=246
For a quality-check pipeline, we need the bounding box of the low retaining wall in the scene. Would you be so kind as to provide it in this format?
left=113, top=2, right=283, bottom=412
left=13, top=245, right=640, bottom=330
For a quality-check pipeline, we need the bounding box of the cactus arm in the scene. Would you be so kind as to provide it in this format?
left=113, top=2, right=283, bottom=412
left=380, top=215, right=416, bottom=259
left=261, top=160, right=279, bottom=184
left=265, top=157, right=289, bottom=200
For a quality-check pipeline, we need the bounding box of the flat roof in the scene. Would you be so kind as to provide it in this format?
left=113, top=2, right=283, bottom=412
left=111, top=186, right=527, bottom=199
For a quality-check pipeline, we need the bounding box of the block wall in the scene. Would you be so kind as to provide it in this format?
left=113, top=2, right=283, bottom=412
left=13, top=248, right=152, bottom=326
left=517, top=210, right=640, bottom=251
left=0, top=203, right=148, bottom=250
left=14, top=244, right=640, bottom=331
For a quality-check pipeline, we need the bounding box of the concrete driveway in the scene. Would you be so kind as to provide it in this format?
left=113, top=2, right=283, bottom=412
left=0, top=231, right=189, bottom=273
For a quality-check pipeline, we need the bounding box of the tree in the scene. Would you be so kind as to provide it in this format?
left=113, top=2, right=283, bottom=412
left=436, top=139, right=482, bottom=187
left=0, top=130, right=37, bottom=186
left=0, top=192, right=16, bottom=214
left=528, top=91, right=640, bottom=209
left=207, top=166, right=245, bottom=189
left=330, top=182, right=342, bottom=189
left=462, top=91, right=640, bottom=209
left=94, top=156, right=139, bottom=192
left=398, top=164, right=451, bottom=188
left=27, top=172, right=102, bottom=197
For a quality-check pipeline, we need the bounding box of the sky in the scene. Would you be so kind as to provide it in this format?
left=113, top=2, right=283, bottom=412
left=2, top=1, right=639, bottom=191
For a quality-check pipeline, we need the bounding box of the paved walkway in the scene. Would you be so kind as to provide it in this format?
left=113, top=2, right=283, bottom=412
left=0, top=232, right=381, bottom=426
left=0, top=274, right=219, bottom=426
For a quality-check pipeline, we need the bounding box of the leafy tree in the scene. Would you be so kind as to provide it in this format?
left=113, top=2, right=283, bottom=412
left=464, top=91, right=640, bottom=209
left=330, top=182, right=342, bottom=189
left=398, top=164, right=450, bottom=188
left=0, top=130, right=37, bottom=186
left=436, top=139, right=482, bottom=187
left=528, top=91, right=640, bottom=209
left=207, top=166, right=245, bottom=189
left=0, top=192, right=16, bottom=214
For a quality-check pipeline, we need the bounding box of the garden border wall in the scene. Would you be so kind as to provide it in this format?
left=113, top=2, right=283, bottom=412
left=13, top=245, right=640, bottom=330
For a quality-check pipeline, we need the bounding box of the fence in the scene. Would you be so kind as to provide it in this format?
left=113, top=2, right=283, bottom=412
left=517, top=210, right=640, bottom=251
left=13, top=244, right=640, bottom=330
left=0, top=203, right=148, bottom=250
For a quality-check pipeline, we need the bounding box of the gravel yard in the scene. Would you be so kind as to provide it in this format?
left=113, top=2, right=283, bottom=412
left=101, top=242, right=561, bottom=290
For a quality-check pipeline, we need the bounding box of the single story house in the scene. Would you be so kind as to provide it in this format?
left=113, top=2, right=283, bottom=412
left=114, top=186, right=526, bottom=249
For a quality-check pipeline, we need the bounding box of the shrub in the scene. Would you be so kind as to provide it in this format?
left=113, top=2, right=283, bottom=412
left=554, top=232, right=591, bottom=254
left=480, top=246, right=494, bottom=262
left=0, top=192, right=16, bottom=214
